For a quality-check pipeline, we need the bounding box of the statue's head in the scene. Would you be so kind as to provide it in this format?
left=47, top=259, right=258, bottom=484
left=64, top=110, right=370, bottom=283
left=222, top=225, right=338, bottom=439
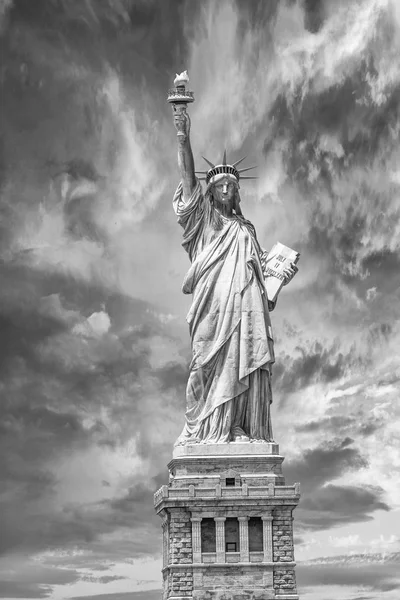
left=198, top=152, right=256, bottom=215
left=208, top=174, right=241, bottom=213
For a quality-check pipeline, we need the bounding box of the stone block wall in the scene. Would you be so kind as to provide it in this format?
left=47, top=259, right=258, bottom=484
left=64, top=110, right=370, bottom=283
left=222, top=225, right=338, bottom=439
left=194, top=565, right=275, bottom=600
left=272, top=507, right=297, bottom=595
left=166, top=509, right=193, bottom=597
left=163, top=569, right=194, bottom=600
left=272, top=508, right=294, bottom=562
left=169, top=569, right=194, bottom=597
left=194, top=588, right=274, bottom=600
left=273, top=568, right=297, bottom=596
left=169, top=509, right=193, bottom=565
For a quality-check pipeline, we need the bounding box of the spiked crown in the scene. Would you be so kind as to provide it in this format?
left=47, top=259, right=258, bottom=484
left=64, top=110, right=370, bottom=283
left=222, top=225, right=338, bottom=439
left=196, top=151, right=257, bottom=186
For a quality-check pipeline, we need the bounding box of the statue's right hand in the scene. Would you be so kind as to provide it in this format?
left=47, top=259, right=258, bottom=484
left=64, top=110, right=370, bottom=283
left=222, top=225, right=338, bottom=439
left=173, top=108, right=191, bottom=138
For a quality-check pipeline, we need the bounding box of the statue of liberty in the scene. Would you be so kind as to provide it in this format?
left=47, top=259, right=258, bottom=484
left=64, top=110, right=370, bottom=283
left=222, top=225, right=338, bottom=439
left=170, top=73, right=297, bottom=446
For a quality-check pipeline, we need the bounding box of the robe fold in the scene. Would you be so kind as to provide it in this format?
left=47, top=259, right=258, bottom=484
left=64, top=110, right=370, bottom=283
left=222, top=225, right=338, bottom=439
left=173, top=180, right=275, bottom=444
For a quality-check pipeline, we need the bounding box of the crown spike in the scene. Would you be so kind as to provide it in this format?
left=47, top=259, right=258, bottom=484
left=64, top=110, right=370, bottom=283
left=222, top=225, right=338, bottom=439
left=240, top=176, right=258, bottom=180
left=222, top=149, right=227, bottom=165
left=232, top=156, right=247, bottom=167
left=237, top=165, right=257, bottom=173
left=202, top=156, right=215, bottom=168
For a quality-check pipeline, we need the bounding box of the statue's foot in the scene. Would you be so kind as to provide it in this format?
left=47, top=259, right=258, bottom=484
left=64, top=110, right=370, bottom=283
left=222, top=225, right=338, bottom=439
left=174, top=437, right=201, bottom=447
left=231, top=427, right=250, bottom=443
left=233, top=435, right=250, bottom=442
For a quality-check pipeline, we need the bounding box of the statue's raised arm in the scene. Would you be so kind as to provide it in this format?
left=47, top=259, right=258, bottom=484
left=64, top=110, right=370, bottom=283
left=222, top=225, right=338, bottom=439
left=168, top=71, right=196, bottom=201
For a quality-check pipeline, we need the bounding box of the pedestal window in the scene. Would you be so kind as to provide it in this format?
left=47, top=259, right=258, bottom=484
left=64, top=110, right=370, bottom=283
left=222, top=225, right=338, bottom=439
left=225, top=517, right=240, bottom=552
left=249, top=517, right=263, bottom=552
left=201, top=517, right=216, bottom=552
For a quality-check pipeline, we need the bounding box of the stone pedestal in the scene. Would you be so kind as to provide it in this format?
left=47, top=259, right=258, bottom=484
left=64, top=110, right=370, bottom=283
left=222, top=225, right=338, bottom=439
left=154, top=442, right=300, bottom=600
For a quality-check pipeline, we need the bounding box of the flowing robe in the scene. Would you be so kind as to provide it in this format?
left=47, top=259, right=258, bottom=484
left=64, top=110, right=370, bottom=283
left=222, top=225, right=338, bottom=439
left=174, top=180, right=275, bottom=444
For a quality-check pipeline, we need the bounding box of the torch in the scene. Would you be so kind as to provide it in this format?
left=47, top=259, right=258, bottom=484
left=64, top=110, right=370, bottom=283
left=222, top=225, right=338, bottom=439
left=167, top=71, right=195, bottom=138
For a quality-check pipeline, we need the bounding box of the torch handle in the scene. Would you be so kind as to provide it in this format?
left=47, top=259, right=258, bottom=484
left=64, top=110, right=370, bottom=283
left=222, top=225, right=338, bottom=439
left=172, top=103, right=187, bottom=115
left=172, top=103, right=190, bottom=139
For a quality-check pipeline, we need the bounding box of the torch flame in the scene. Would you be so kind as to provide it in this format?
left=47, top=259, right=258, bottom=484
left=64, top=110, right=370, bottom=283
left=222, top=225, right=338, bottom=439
left=174, top=71, right=189, bottom=87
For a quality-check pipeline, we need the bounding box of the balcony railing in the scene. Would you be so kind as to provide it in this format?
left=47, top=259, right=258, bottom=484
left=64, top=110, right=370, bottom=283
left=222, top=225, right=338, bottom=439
left=154, top=482, right=300, bottom=507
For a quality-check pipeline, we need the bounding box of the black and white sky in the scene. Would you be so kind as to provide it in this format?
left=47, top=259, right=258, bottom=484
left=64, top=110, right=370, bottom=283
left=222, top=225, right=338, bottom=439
left=1, top=0, right=400, bottom=598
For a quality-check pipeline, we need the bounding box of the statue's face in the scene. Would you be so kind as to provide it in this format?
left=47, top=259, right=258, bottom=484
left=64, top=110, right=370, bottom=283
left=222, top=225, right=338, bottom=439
left=212, top=178, right=237, bottom=205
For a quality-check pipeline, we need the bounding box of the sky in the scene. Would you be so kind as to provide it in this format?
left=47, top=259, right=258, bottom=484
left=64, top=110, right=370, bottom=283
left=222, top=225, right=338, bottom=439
left=0, top=0, right=400, bottom=598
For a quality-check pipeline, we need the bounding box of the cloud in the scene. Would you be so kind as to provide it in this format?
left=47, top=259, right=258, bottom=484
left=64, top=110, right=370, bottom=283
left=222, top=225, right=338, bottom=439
left=0, top=581, right=52, bottom=599
left=283, top=438, right=390, bottom=531
left=297, top=560, right=400, bottom=592
left=274, top=340, right=360, bottom=395
left=328, top=534, right=361, bottom=548
left=73, top=311, right=111, bottom=337
left=295, top=415, right=356, bottom=434
left=299, top=484, right=390, bottom=530
left=79, top=576, right=126, bottom=584
left=284, top=438, right=366, bottom=488
left=295, top=414, right=383, bottom=439
left=71, top=592, right=160, bottom=600
left=0, top=557, right=81, bottom=599
left=0, top=268, right=185, bottom=562
left=0, top=0, right=12, bottom=31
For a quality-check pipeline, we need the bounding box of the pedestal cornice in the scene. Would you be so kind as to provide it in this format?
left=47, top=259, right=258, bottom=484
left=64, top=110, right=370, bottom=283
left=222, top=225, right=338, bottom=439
left=172, top=441, right=280, bottom=458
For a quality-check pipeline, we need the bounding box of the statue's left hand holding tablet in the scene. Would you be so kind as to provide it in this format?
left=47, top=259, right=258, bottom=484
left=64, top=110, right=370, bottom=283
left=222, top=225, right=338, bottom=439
left=282, top=262, right=298, bottom=285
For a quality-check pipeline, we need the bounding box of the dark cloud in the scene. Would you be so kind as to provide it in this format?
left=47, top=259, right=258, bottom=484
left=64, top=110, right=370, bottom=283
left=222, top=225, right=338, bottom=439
left=284, top=438, right=389, bottom=530
left=235, top=0, right=279, bottom=32
left=367, top=321, right=393, bottom=344
left=7, top=0, right=190, bottom=72
left=261, top=6, right=400, bottom=317
left=155, top=361, right=188, bottom=391
left=274, top=341, right=360, bottom=396
left=71, top=592, right=160, bottom=600
left=299, top=484, right=389, bottom=530
left=0, top=487, right=162, bottom=559
left=293, top=536, right=305, bottom=546
left=302, top=0, right=325, bottom=33
left=0, top=0, right=199, bottom=186
left=284, top=437, right=365, bottom=489
left=0, top=562, right=80, bottom=599
left=297, top=561, right=400, bottom=592
left=80, top=575, right=127, bottom=584
left=358, top=421, right=382, bottom=437
left=0, top=0, right=195, bottom=278
left=295, top=413, right=383, bottom=439
left=0, top=265, right=71, bottom=373
left=41, top=538, right=153, bottom=573
left=303, top=552, right=400, bottom=565
left=0, top=582, right=52, bottom=599
left=0, top=257, right=182, bottom=559
left=295, top=415, right=355, bottom=434
left=266, top=45, right=400, bottom=173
